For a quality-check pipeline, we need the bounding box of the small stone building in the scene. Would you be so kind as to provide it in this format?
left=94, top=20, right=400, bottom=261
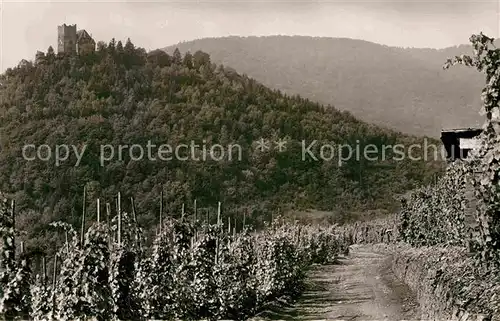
left=76, top=29, right=96, bottom=54
left=440, top=127, right=482, bottom=239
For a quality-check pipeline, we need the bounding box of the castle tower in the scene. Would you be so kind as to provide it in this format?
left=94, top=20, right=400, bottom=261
left=57, top=24, right=77, bottom=54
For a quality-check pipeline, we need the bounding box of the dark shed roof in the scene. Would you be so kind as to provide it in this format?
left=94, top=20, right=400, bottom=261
left=440, top=127, right=482, bottom=160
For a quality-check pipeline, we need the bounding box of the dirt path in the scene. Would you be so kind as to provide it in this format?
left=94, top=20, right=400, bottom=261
left=254, top=245, right=419, bottom=320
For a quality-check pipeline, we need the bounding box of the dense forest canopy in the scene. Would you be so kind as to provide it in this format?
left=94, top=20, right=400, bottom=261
left=0, top=38, right=442, bottom=253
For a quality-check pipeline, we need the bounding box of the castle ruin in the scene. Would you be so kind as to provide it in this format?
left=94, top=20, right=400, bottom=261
left=57, top=24, right=95, bottom=54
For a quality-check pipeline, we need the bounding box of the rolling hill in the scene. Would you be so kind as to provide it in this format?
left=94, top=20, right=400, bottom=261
left=164, top=36, right=487, bottom=136
left=0, top=39, right=442, bottom=253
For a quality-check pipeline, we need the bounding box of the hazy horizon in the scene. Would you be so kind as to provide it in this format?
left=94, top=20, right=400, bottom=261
left=1, top=0, right=499, bottom=72
left=170, top=34, right=475, bottom=49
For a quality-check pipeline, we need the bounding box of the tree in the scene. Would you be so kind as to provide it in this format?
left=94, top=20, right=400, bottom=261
left=172, top=48, right=182, bottom=65
left=147, top=50, right=171, bottom=67
left=46, top=46, right=55, bottom=63
left=35, top=51, right=46, bottom=65
left=96, top=41, right=107, bottom=52
left=124, top=38, right=135, bottom=53
left=193, top=50, right=210, bottom=69
left=108, top=38, right=116, bottom=53
left=116, top=41, right=124, bottom=53
left=183, top=52, right=193, bottom=69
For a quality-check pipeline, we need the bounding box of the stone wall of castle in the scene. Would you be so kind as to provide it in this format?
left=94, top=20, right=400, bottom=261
left=57, top=24, right=77, bottom=54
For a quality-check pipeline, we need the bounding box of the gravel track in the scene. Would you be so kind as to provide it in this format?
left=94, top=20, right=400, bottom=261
left=252, top=245, right=420, bottom=321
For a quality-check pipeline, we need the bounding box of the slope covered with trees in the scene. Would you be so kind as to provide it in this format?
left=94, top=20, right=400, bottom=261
left=0, top=38, right=441, bottom=253
left=164, top=36, right=490, bottom=136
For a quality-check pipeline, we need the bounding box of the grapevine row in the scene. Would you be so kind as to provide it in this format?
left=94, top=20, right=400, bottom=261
left=0, top=193, right=348, bottom=320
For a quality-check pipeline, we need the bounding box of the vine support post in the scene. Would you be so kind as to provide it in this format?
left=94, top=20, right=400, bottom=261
left=96, top=198, right=100, bottom=224
left=194, top=199, right=197, bottom=222
left=117, top=192, right=122, bottom=246
left=160, top=189, right=163, bottom=234
left=65, top=230, right=69, bottom=253
left=106, top=203, right=111, bottom=247
left=131, top=197, right=137, bottom=223
left=51, top=254, right=58, bottom=315
left=193, top=199, right=198, bottom=241
left=243, top=208, right=246, bottom=230
left=215, top=201, right=221, bottom=264
left=217, top=202, right=221, bottom=226
left=11, top=200, right=15, bottom=253
left=42, top=256, right=47, bottom=285
left=131, top=196, right=140, bottom=249
left=81, top=186, right=86, bottom=246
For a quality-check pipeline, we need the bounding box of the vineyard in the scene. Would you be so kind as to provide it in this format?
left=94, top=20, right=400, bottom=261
left=0, top=191, right=349, bottom=321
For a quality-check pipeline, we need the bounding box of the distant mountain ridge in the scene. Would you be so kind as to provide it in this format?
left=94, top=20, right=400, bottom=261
left=164, top=35, right=489, bottom=136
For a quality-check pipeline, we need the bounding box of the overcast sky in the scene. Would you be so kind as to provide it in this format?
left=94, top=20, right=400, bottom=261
left=1, top=0, right=499, bottom=71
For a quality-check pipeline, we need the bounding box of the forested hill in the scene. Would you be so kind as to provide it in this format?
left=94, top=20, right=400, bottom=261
left=164, top=36, right=488, bottom=136
left=0, top=39, right=441, bottom=252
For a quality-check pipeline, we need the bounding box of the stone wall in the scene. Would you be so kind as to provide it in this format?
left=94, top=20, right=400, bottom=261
left=341, top=216, right=500, bottom=321
left=390, top=244, right=499, bottom=321
left=464, top=180, right=478, bottom=230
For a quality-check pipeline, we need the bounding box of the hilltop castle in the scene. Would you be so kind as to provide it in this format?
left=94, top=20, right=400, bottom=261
left=57, top=24, right=95, bottom=54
